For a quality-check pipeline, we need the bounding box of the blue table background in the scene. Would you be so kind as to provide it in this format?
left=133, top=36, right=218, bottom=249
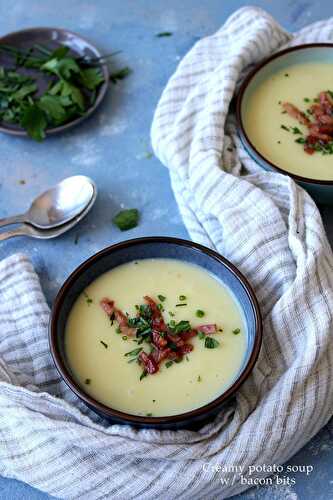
left=0, top=1, right=332, bottom=499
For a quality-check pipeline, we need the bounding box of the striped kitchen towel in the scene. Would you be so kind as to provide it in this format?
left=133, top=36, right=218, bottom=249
left=1, top=7, right=333, bottom=499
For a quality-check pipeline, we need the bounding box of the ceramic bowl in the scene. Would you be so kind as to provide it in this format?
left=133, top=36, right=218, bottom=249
left=0, top=27, right=109, bottom=137
left=236, top=43, right=333, bottom=205
left=49, top=237, right=262, bottom=429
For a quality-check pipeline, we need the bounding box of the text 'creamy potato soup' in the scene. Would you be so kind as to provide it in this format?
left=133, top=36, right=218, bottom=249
left=243, top=62, right=333, bottom=180
left=65, top=259, right=247, bottom=417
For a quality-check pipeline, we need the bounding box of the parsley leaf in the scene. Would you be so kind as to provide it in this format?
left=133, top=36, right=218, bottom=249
left=113, top=209, right=140, bottom=231
left=204, top=337, right=220, bottom=349
left=20, top=104, right=47, bottom=141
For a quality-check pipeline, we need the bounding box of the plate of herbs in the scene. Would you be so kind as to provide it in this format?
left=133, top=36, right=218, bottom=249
left=0, top=27, right=110, bottom=141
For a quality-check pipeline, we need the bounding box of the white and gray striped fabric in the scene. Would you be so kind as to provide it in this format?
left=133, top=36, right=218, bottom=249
left=1, top=7, right=333, bottom=500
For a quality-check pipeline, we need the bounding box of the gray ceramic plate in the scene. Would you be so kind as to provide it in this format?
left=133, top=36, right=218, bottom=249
left=0, top=27, right=109, bottom=137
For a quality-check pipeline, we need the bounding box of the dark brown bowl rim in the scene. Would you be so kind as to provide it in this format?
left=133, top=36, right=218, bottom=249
left=49, top=236, right=262, bottom=425
left=236, top=43, right=333, bottom=186
left=0, top=27, right=110, bottom=136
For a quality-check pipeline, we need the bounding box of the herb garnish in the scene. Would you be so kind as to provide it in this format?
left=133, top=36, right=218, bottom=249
left=158, top=294, right=166, bottom=302
left=83, top=291, right=93, bottom=305
left=100, top=340, right=108, bottom=349
left=109, top=66, right=131, bottom=83
left=113, top=208, right=140, bottom=231
left=280, top=125, right=289, bottom=131
left=0, top=44, right=109, bottom=140
left=196, top=309, right=205, bottom=318
left=232, top=328, right=241, bottom=335
left=175, top=303, right=187, bottom=307
left=140, top=370, right=147, bottom=381
left=197, top=375, right=202, bottom=382
left=179, top=295, right=186, bottom=301
left=156, top=32, right=173, bottom=37
left=84, top=378, right=91, bottom=385
left=166, top=360, right=173, bottom=368
left=204, top=337, right=220, bottom=349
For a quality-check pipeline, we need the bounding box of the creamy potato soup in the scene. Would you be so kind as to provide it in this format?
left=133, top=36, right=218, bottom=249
left=243, top=62, right=333, bottom=180
left=65, top=259, right=247, bottom=417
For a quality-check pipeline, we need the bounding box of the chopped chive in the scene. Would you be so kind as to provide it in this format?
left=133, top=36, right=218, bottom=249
left=185, top=355, right=189, bottom=362
left=198, top=331, right=205, bottom=340
left=83, top=291, right=93, bottom=304
left=284, top=73, right=289, bottom=77
left=158, top=294, right=166, bottom=302
left=116, top=327, right=121, bottom=334
left=140, top=370, right=147, bottom=381
left=179, top=295, right=186, bottom=301
left=84, top=378, right=91, bottom=385
left=127, top=357, right=138, bottom=364
left=232, top=328, right=241, bottom=335
left=146, top=412, right=153, bottom=416
left=157, top=303, right=164, bottom=311
left=291, top=126, right=302, bottom=135
left=166, top=360, right=173, bottom=368
left=156, top=31, right=173, bottom=37
left=124, top=347, right=143, bottom=357
left=152, top=399, right=156, bottom=403
left=175, top=303, right=187, bottom=307
left=197, top=375, right=202, bottom=382
left=110, top=312, right=115, bottom=326
left=169, top=311, right=175, bottom=317
left=277, top=141, right=281, bottom=144
left=100, top=340, right=108, bottom=349
left=295, top=137, right=306, bottom=144
left=122, top=336, right=128, bottom=341
left=196, top=309, right=205, bottom=318
left=204, top=337, right=220, bottom=349
left=281, top=125, right=289, bottom=131
left=174, top=357, right=183, bottom=364
left=304, top=97, right=310, bottom=103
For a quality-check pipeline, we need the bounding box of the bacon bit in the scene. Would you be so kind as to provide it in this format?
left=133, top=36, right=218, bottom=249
left=151, top=347, right=172, bottom=363
left=100, top=298, right=136, bottom=336
left=178, top=343, right=194, bottom=355
left=282, top=102, right=311, bottom=127
left=166, top=332, right=184, bottom=347
left=144, top=295, right=167, bottom=331
left=283, top=92, right=333, bottom=155
left=180, top=329, right=197, bottom=341
left=139, top=351, right=159, bottom=374
left=195, top=324, right=217, bottom=334
left=152, top=330, right=168, bottom=348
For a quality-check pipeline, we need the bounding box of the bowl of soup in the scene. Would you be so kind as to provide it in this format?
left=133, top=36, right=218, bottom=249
left=236, top=44, right=333, bottom=204
left=49, top=237, right=262, bottom=429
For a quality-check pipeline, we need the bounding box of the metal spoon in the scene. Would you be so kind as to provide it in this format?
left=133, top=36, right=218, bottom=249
left=0, top=175, right=95, bottom=229
left=0, top=182, right=97, bottom=241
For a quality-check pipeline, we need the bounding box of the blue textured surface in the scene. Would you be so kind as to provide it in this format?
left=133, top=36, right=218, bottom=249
left=0, top=1, right=332, bottom=499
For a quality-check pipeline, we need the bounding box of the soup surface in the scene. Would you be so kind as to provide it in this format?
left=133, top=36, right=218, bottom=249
left=65, top=258, right=247, bottom=417
left=243, top=62, right=333, bottom=180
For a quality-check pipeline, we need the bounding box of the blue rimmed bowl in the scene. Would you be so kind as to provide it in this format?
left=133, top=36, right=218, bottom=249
left=236, top=43, right=333, bottom=205
left=49, top=237, right=262, bottom=429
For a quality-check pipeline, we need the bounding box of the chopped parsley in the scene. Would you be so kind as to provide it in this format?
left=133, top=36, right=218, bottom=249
left=291, top=127, right=302, bottom=135
left=204, top=337, right=220, bottom=349
left=83, top=291, right=93, bottom=305
left=156, top=32, right=173, bottom=37
left=140, top=370, right=147, bottom=381
left=232, top=328, right=241, bottom=335
left=196, top=309, right=205, bottom=318
left=165, top=360, right=173, bottom=368
left=280, top=124, right=289, bottom=131
left=113, top=208, right=140, bottom=231
left=158, top=294, right=166, bottom=302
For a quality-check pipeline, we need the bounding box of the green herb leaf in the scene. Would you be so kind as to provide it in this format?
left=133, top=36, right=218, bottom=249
left=140, top=370, right=147, bottom=381
left=124, top=347, right=143, bottom=357
left=158, top=294, right=166, bottom=302
left=198, top=331, right=205, bottom=340
left=113, top=209, right=140, bottom=231
left=175, top=303, right=187, bottom=307
left=165, top=360, right=173, bottom=368
left=196, top=309, right=205, bottom=318
left=100, top=340, right=108, bottom=349
left=291, top=126, right=302, bottom=135
left=179, top=295, right=186, bottom=301
left=79, top=67, right=105, bottom=90
left=110, top=66, right=131, bottom=84
left=204, top=337, right=220, bottom=349
left=197, top=375, right=202, bottom=382
left=20, top=104, right=47, bottom=141
left=84, top=378, right=91, bottom=385
left=232, top=328, right=241, bottom=335
left=156, top=32, right=173, bottom=37
left=38, top=94, right=66, bottom=123
left=280, top=124, right=289, bottom=132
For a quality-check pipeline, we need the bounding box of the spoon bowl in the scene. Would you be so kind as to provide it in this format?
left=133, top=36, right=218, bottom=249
left=0, top=175, right=95, bottom=229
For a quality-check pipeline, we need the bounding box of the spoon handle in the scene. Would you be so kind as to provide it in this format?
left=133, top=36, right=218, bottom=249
left=0, top=214, right=25, bottom=228
left=0, top=225, right=29, bottom=241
